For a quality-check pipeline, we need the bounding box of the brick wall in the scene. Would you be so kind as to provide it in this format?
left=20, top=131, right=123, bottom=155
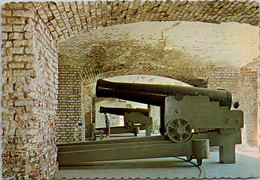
left=56, top=64, right=83, bottom=143
left=239, top=68, right=258, bottom=147
left=81, top=89, right=93, bottom=139
left=1, top=2, right=58, bottom=179
left=208, top=67, right=258, bottom=147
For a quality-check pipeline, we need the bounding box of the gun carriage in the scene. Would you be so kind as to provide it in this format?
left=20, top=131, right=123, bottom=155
left=57, top=79, right=243, bottom=167
left=95, top=106, right=152, bottom=136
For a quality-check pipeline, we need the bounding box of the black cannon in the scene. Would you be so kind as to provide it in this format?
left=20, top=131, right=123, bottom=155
left=96, top=79, right=232, bottom=108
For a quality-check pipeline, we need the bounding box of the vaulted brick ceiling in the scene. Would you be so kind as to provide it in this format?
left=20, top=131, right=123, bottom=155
left=32, top=0, right=259, bottom=41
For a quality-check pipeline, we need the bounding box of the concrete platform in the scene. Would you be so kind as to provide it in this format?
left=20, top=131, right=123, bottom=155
left=55, top=133, right=260, bottom=179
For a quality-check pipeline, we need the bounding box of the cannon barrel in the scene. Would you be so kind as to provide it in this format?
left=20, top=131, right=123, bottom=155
left=100, top=106, right=150, bottom=116
left=96, top=79, right=232, bottom=108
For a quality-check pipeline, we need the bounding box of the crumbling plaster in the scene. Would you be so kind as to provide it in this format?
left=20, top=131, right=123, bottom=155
left=58, top=21, right=259, bottom=68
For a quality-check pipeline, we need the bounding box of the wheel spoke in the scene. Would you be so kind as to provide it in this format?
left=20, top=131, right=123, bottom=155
left=183, top=132, right=190, bottom=136
left=180, top=120, right=186, bottom=126
left=169, top=124, right=176, bottom=129
left=184, top=123, right=189, bottom=128
left=179, top=135, right=183, bottom=142
left=174, top=134, right=180, bottom=141
left=168, top=131, right=175, bottom=136
left=177, top=119, right=181, bottom=126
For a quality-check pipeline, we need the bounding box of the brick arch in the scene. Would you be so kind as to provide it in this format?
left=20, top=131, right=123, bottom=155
left=27, top=0, right=259, bottom=42
left=80, top=64, right=209, bottom=88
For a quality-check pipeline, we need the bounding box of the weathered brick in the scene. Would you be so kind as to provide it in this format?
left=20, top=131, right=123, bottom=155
left=3, top=84, right=14, bottom=93
left=14, top=55, right=34, bottom=62
left=2, top=47, right=7, bottom=56
left=13, top=91, right=25, bottom=99
left=7, top=47, right=24, bottom=55
left=13, top=10, right=34, bottom=18
left=2, top=100, right=14, bottom=107
left=26, top=91, right=36, bottom=99
left=2, top=3, right=10, bottom=10
left=24, top=19, right=36, bottom=32
left=24, top=32, right=35, bottom=39
left=1, top=17, right=7, bottom=25
left=9, top=33, right=24, bottom=40
left=14, top=40, right=33, bottom=47
left=2, top=25, right=13, bottom=32
left=3, top=41, right=13, bottom=48
left=25, top=62, right=33, bottom=69
left=14, top=99, right=30, bottom=106
left=1, top=10, right=12, bottom=17
left=2, top=55, right=13, bottom=63
left=13, top=25, right=25, bottom=32
left=8, top=2, right=24, bottom=9
left=8, top=62, right=25, bottom=69
left=1, top=33, right=8, bottom=40
left=25, top=47, right=34, bottom=54
left=24, top=2, right=34, bottom=10
left=7, top=17, right=26, bottom=25
left=13, top=69, right=36, bottom=77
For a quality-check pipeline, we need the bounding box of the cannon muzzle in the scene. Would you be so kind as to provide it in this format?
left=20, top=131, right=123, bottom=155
left=100, top=106, right=150, bottom=116
left=96, top=79, right=232, bottom=108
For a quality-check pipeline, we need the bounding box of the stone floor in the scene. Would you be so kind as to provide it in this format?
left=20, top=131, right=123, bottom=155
left=54, top=133, right=260, bottom=179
